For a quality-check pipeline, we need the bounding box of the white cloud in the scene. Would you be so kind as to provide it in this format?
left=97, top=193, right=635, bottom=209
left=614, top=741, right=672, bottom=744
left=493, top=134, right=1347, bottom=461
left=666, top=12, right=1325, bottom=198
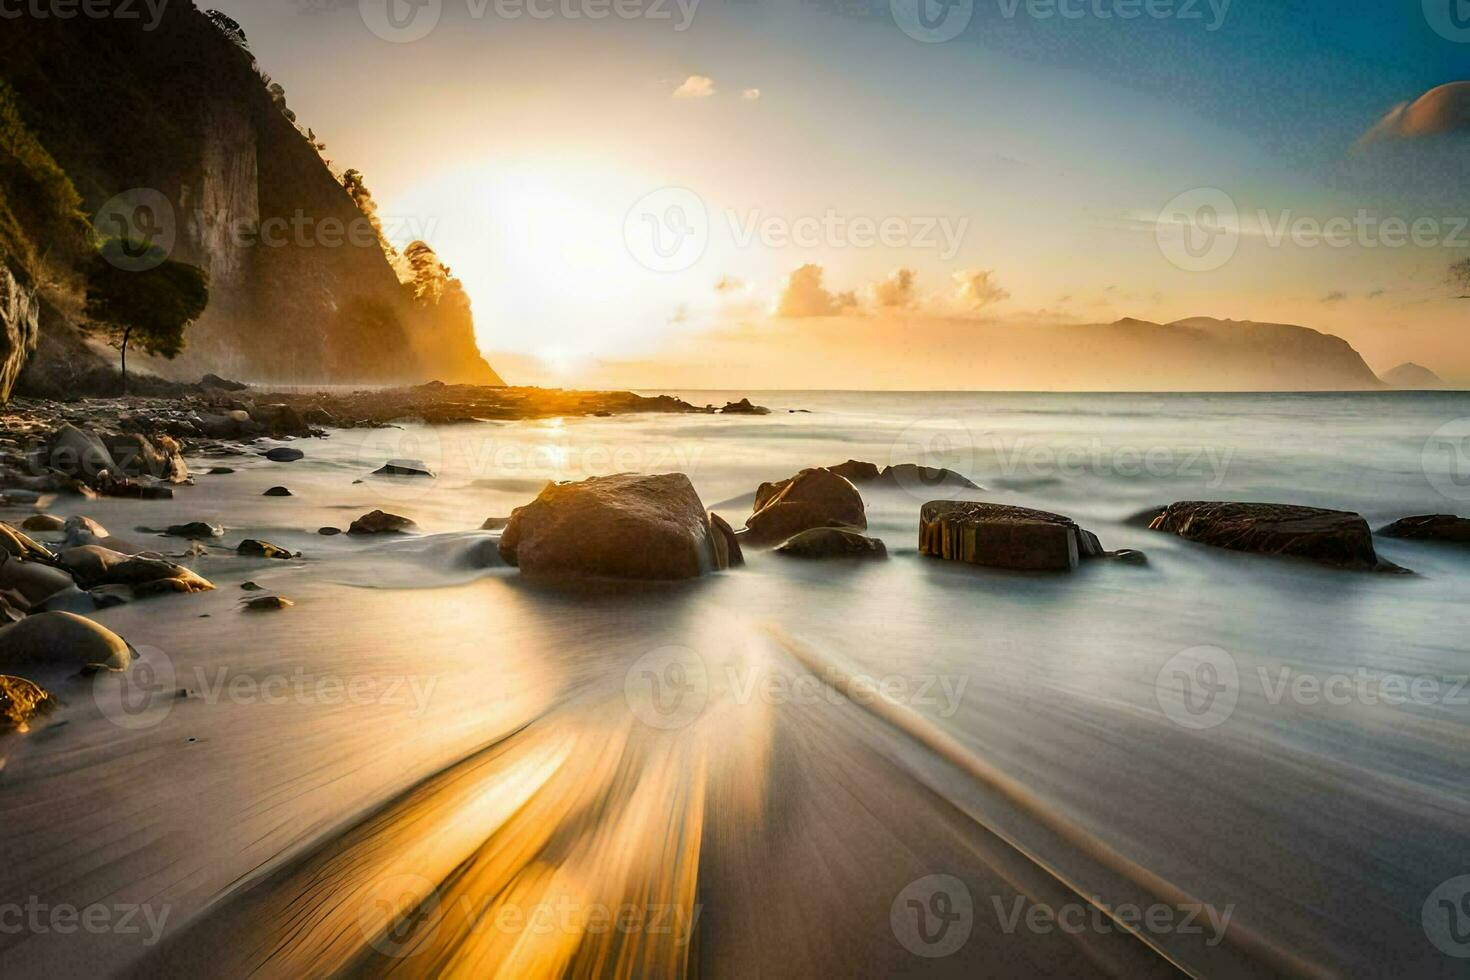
left=672, top=75, right=716, bottom=99
left=741, top=88, right=762, bottom=101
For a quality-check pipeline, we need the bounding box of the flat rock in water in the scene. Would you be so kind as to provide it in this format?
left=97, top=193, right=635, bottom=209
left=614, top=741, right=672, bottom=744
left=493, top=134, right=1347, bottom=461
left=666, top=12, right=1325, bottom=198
left=207, top=466, right=236, bottom=475
left=0, top=611, right=133, bottom=671
left=0, top=675, right=55, bottom=732
left=263, top=486, right=293, bottom=497
left=480, top=517, right=510, bottom=531
left=499, top=473, right=731, bottom=579
left=20, top=514, right=65, bottom=533
left=165, top=522, right=224, bottom=540
left=60, top=546, right=215, bottom=594
left=349, top=510, right=416, bottom=535
left=317, top=527, right=342, bottom=536
left=919, top=501, right=1104, bottom=572
left=1150, top=501, right=1399, bottom=571
left=237, top=539, right=294, bottom=560
left=265, top=447, right=305, bottom=463
left=373, top=459, right=435, bottom=478
left=243, top=595, right=294, bottom=611
left=1377, top=515, right=1470, bottom=544
left=775, top=527, right=887, bottom=559
left=746, top=468, right=867, bottom=545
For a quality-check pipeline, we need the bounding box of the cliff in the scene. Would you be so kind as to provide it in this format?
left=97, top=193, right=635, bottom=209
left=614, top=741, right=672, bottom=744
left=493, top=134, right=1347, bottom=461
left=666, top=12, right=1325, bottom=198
left=0, top=2, right=502, bottom=392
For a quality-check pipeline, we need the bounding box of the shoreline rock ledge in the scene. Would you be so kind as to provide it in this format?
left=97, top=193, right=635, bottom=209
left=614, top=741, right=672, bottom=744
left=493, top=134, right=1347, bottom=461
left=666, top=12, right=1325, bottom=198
left=919, top=501, right=1106, bottom=572
left=499, top=473, right=738, bottom=580
left=1148, top=501, right=1406, bottom=572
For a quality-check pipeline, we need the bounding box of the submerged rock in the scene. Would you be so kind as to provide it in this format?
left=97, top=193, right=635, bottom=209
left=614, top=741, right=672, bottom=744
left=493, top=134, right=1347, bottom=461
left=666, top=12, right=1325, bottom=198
left=746, top=467, right=867, bottom=545
left=243, top=595, right=294, bottom=611
left=1150, top=501, right=1399, bottom=571
left=20, top=514, right=65, bottom=533
left=0, top=611, right=133, bottom=671
left=0, top=675, right=55, bottom=732
left=775, top=527, right=888, bottom=559
left=165, top=522, right=224, bottom=540
left=263, top=486, right=293, bottom=497
left=919, top=501, right=1104, bottom=572
left=875, top=463, right=982, bottom=493
left=1377, top=515, right=1470, bottom=544
left=499, top=473, right=732, bottom=579
left=373, top=459, right=435, bottom=478
left=264, top=447, right=305, bottom=463
left=480, top=517, right=510, bottom=531
left=237, top=539, right=294, bottom=560
left=720, top=398, right=771, bottom=415
left=349, top=510, right=416, bottom=535
left=317, top=527, right=342, bottom=536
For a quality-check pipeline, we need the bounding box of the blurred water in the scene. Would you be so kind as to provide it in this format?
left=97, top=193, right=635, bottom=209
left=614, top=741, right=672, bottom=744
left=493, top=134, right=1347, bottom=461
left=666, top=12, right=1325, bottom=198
left=3, top=390, right=1470, bottom=977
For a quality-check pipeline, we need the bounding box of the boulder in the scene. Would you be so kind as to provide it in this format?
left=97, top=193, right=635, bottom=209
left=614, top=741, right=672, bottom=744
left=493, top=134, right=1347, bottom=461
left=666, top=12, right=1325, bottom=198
left=1378, top=515, right=1470, bottom=544
left=165, top=522, right=224, bottom=540
left=709, top=512, right=745, bottom=568
left=875, top=464, right=982, bottom=492
left=60, top=546, right=215, bottom=594
left=201, top=373, right=249, bottom=392
left=0, top=522, right=53, bottom=561
left=0, top=675, right=54, bottom=732
left=1149, top=501, right=1395, bottom=571
left=829, top=459, right=881, bottom=484
left=263, top=486, right=293, bottom=497
left=499, top=473, right=731, bottom=579
left=746, top=468, right=867, bottom=545
left=258, top=404, right=309, bottom=436
left=349, top=510, right=416, bottom=535
left=480, top=517, right=510, bottom=531
left=720, top=398, right=771, bottom=415
left=919, top=501, right=1103, bottom=572
left=775, top=527, right=888, bottom=559
left=238, top=539, right=293, bottom=560
left=21, top=514, right=64, bottom=533
left=318, top=527, right=342, bottom=536
left=0, top=611, right=133, bottom=672
left=46, top=424, right=116, bottom=483
left=265, top=447, right=305, bottom=463
left=0, top=554, right=76, bottom=608
left=102, top=432, right=188, bottom=483
left=373, top=459, right=435, bottom=478
left=96, top=472, right=173, bottom=500
left=207, top=466, right=236, bottom=475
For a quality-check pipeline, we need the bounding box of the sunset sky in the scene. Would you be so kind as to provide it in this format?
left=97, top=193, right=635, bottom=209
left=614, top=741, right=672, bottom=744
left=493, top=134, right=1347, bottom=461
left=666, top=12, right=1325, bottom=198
left=210, top=0, right=1470, bottom=386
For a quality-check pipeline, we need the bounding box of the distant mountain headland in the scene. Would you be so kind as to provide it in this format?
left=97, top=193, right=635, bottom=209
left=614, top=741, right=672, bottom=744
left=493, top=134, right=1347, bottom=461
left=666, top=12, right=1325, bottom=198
left=1379, top=362, right=1445, bottom=389
left=0, top=6, right=501, bottom=398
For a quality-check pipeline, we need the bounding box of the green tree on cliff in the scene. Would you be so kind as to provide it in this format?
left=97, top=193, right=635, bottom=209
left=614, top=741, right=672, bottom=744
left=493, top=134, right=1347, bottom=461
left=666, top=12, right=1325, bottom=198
left=84, top=240, right=209, bottom=394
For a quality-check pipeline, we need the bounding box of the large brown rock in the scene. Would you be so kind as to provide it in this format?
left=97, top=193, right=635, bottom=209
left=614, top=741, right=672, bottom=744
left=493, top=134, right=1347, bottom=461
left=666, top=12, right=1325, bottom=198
left=746, top=468, right=867, bottom=545
left=919, top=501, right=1103, bottom=572
left=0, top=553, right=76, bottom=608
left=349, top=510, right=417, bottom=535
left=775, top=527, right=888, bottom=559
left=47, top=424, right=116, bottom=483
left=1378, top=515, right=1470, bottom=544
left=0, top=611, right=133, bottom=671
left=1150, top=501, right=1394, bottom=571
left=102, top=432, right=189, bottom=483
left=60, top=545, right=215, bottom=594
left=0, top=257, right=40, bottom=403
left=499, top=473, right=731, bottom=580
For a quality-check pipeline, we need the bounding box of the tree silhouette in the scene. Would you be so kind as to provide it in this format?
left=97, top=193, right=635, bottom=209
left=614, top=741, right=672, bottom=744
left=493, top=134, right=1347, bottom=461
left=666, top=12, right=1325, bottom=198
left=84, top=240, right=209, bottom=394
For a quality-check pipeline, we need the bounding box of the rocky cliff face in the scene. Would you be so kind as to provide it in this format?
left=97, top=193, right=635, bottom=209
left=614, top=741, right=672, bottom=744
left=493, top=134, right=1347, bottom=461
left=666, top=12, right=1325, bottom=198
left=0, top=3, right=502, bottom=390
left=0, top=256, right=40, bottom=400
